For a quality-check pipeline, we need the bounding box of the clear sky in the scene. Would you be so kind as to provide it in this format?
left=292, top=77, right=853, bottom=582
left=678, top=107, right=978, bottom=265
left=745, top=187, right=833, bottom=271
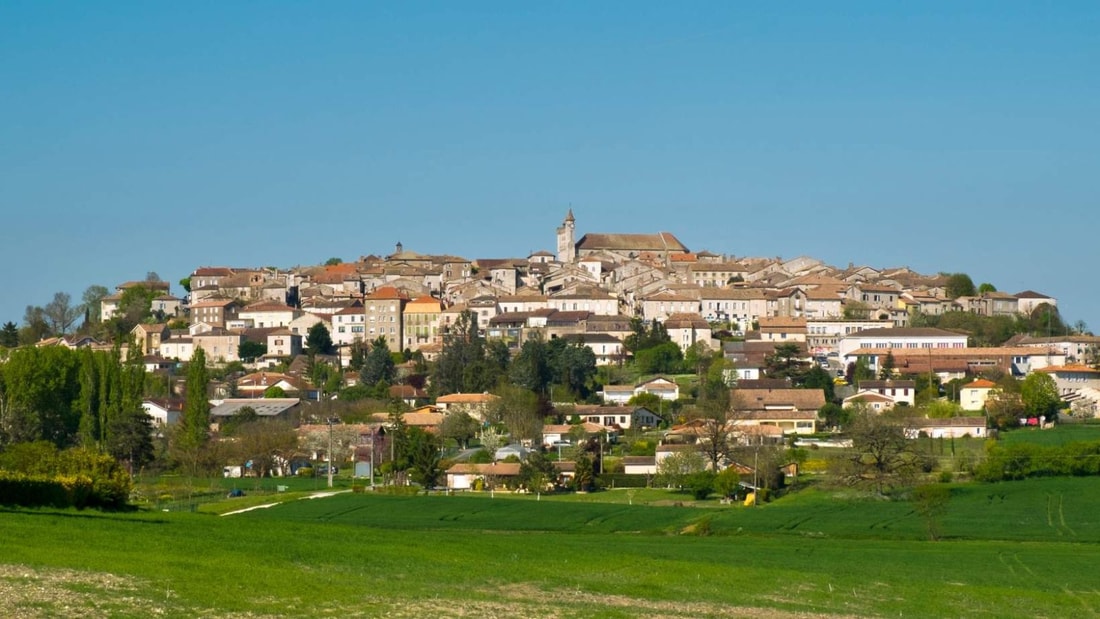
left=2, top=2, right=1097, bottom=329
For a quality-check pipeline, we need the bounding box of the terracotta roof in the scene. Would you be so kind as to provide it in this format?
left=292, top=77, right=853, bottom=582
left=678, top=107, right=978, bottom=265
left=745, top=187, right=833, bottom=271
left=446, top=463, right=521, bottom=476
left=436, top=393, right=500, bottom=404
left=963, top=379, right=997, bottom=389
left=1037, top=364, right=1100, bottom=375
left=664, top=313, right=709, bottom=329
left=365, top=286, right=410, bottom=300
left=733, top=388, right=826, bottom=411
left=758, top=317, right=807, bottom=329
left=405, top=296, right=443, bottom=308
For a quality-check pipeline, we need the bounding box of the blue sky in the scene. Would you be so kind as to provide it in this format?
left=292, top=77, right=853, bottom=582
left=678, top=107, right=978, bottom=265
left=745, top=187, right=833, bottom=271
left=2, top=2, right=1098, bottom=329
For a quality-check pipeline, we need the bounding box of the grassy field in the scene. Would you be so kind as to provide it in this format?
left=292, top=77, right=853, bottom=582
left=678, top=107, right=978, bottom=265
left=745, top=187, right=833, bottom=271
left=1000, top=422, right=1100, bottom=447
left=4, top=477, right=1100, bottom=617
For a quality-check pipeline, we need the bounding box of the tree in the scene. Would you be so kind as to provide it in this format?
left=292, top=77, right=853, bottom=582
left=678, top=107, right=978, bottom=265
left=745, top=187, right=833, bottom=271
left=231, top=420, right=298, bottom=478
left=176, top=348, right=210, bottom=475
left=439, top=411, right=479, bottom=449
left=573, top=453, right=596, bottom=492
left=838, top=409, right=923, bottom=494
left=634, top=341, right=683, bottom=375
left=655, top=449, right=707, bottom=489
left=849, top=357, right=874, bottom=388
left=818, top=402, right=850, bottom=430
left=219, top=406, right=259, bottom=437
left=20, top=305, right=51, bottom=344
left=801, top=365, right=836, bottom=402
left=431, top=310, right=501, bottom=396
left=106, top=405, right=155, bottom=474
left=684, top=470, right=716, bottom=500
left=548, top=337, right=598, bottom=398
left=42, top=292, right=83, bottom=335
left=324, top=257, right=343, bottom=266
left=263, top=385, right=287, bottom=398
left=406, top=427, right=442, bottom=490
left=689, top=378, right=733, bottom=471
left=306, top=322, right=336, bottom=356
left=978, top=282, right=997, bottom=294
left=360, top=337, right=396, bottom=386
left=519, top=450, right=558, bottom=493
left=879, top=351, right=897, bottom=380
left=81, top=285, right=110, bottom=324
left=944, top=273, right=976, bottom=299
left=347, top=340, right=368, bottom=371
left=765, top=342, right=806, bottom=381
left=488, top=384, right=543, bottom=443
left=510, top=337, right=552, bottom=394
left=117, top=285, right=158, bottom=325
left=238, top=340, right=267, bottom=363
left=1020, top=373, right=1061, bottom=419
left=0, top=321, right=18, bottom=348
left=911, top=484, right=951, bottom=541
left=105, top=346, right=152, bottom=474
left=985, top=389, right=1025, bottom=429
left=0, top=346, right=82, bottom=447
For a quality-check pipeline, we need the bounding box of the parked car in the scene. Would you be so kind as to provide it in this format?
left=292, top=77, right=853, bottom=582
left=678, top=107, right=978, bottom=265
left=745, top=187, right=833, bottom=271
left=315, top=464, right=338, bottom=476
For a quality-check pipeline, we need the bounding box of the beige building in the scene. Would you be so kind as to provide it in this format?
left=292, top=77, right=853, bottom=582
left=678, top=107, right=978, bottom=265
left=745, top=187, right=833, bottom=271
left=364, top=286, right=410, bottom=350
left=403, top=296, right=443, bottom=351
left=959, top=378, right=996, bottom=411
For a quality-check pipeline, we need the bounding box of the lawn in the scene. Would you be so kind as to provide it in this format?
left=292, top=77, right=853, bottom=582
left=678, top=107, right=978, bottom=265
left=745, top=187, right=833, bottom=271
left=3, top=477, right=1100, bottom=617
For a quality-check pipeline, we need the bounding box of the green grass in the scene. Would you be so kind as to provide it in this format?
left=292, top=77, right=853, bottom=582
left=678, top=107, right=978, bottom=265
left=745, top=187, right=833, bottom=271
left=1000, top=422, right=1100, bottom=447
left=5, top=476, right=1100, bottom=617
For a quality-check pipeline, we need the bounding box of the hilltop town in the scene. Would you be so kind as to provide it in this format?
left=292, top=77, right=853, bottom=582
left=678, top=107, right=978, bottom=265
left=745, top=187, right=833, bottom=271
left=5, top=210, right=1100, bottom=490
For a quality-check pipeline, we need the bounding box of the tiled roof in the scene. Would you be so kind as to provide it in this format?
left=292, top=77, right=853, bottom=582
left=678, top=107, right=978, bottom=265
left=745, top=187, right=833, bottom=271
left=575, top=232, right=688, bottom=252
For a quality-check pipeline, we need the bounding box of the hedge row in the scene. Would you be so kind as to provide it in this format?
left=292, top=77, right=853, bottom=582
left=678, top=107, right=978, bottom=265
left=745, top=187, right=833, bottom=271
left=0, top=472, right=125, bottom=509
left=0, top=445, right=131, bottom=509
left=598, top=473, right=652, bottom=489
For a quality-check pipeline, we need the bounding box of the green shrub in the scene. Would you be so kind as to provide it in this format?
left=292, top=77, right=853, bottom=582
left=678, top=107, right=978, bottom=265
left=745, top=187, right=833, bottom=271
left=685, top=471, right=715, bottom=500
left=297, top=467, right=314, bottom=478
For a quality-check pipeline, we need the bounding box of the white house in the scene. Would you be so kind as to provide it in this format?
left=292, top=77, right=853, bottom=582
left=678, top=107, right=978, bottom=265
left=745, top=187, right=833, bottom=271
left=142, top=399, right=182, bottom=427
left=904, top=417, right=987, bottom=439
left=839, top=327, right=969, bottom=360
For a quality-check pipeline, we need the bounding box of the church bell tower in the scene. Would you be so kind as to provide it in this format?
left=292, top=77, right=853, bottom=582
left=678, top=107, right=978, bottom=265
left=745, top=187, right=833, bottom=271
left=556, top=209, right=576, bottom=264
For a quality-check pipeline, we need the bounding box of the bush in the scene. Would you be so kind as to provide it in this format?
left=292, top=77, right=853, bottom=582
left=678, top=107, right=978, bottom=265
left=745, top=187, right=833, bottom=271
left=684, top=471, right=715, bottom=500
left=296, top=467, right=314, bottom=478
left=597, top=473, right=650, bottom=489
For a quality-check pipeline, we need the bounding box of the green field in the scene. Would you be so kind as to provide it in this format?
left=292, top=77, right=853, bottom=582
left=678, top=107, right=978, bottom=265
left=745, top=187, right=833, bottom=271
left=1000, top=422, right=1100, bottom=447
left=4, top=477, right=1100, bottom=617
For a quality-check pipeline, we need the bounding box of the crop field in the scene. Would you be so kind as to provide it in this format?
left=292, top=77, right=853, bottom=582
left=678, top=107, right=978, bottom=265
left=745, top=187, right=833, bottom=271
left=3, top=477, right=1100, bottom=618
left=999, top=422, right=1100, bottom=447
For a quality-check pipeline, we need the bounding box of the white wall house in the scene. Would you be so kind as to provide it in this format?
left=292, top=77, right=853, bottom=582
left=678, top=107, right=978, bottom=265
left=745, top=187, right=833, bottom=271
left=839, top=327, right=968, bottom=360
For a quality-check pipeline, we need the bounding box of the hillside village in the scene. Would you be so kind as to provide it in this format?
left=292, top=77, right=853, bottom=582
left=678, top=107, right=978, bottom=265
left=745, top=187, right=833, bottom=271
left=9, top=211, right=1100, bottom=490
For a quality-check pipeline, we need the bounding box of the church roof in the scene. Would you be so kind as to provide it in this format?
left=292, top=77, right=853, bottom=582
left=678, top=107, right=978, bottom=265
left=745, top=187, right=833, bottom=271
left=575, top=232, right=688, bottom=253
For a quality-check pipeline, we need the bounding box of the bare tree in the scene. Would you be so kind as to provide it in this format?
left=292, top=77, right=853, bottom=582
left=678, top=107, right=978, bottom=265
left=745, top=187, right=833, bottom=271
left=837, top=408, right=924, bottom=494
left=43, top=292, right=83, bottom=335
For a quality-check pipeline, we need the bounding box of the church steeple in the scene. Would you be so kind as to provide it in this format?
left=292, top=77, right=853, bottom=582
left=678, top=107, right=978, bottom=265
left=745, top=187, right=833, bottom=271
left=556, top=210, right=576, bottom=263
